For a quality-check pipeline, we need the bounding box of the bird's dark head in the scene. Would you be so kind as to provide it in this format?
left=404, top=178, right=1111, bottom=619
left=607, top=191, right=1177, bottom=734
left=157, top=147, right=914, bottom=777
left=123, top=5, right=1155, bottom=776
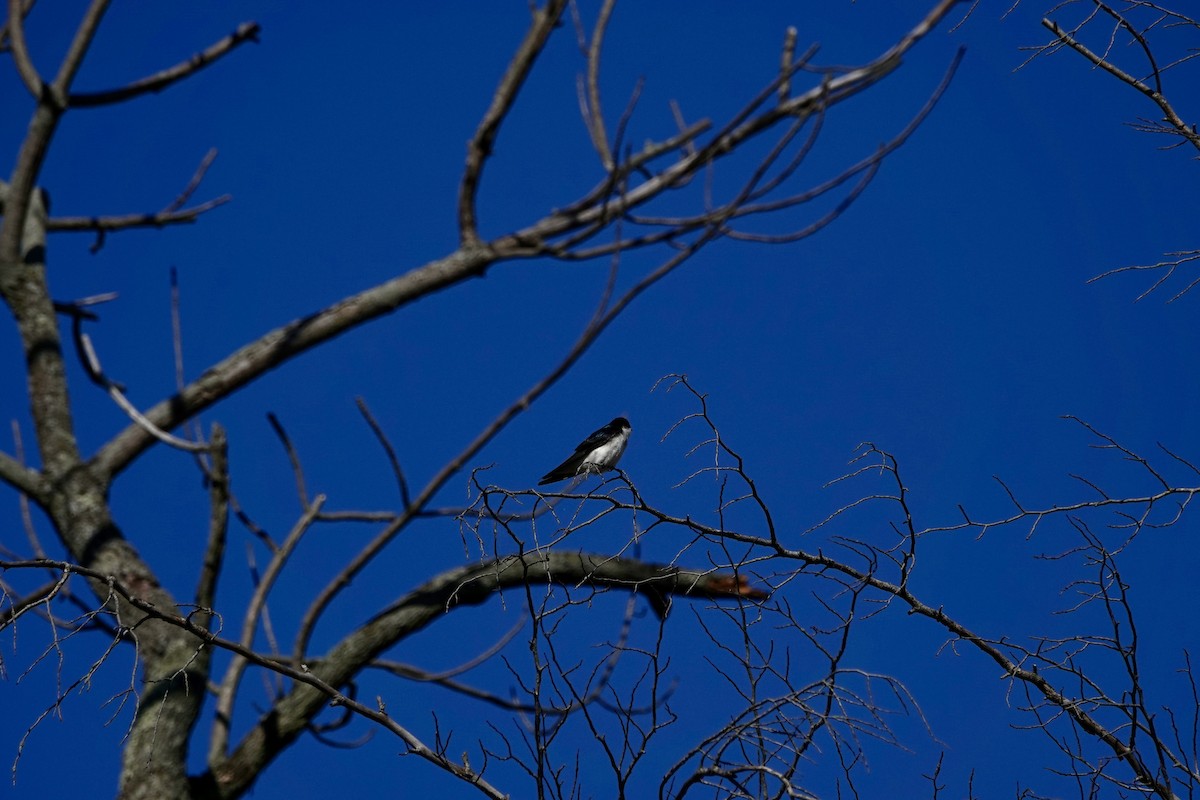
left=612, top=416, right=631, bottom=431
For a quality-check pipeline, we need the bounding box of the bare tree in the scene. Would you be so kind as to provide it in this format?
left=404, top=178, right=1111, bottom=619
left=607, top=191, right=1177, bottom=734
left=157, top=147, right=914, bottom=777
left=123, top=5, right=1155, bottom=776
left=4, top=2, right=1195, bottom=800
left=0, top=2, right=969, bottom=798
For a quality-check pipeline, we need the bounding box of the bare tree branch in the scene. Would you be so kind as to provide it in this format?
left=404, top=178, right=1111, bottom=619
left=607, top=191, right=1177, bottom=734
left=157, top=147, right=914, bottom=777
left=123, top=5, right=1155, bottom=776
left=68, top=22, right=260, bottom=108
left=90, top=1, right=964, bottom=486
left=3, top=0, right=44, bottom=100
left=1088, top=248, right=1200, bottom=302
left=0, top=448, right=43, bottom=499
left=194, top=424, right=229, bottom=614
left=1041, top=6, right=1200, bottom=155
left=208, top=496, right=325, bottom=764
left=458, top=0, right=569, bottom=247
left=0, top=0, right=106, bottom=264
left=581, top=0, right=618, bottom=170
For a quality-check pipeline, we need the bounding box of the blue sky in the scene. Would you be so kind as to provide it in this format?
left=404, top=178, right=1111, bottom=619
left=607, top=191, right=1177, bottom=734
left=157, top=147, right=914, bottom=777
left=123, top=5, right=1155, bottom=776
left=3, top=2, right=1199, bottom=798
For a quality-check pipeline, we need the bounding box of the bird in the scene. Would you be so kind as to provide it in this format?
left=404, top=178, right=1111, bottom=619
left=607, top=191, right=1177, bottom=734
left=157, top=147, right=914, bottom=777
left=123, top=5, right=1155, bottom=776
left=538, top=417, right=632, bottom=486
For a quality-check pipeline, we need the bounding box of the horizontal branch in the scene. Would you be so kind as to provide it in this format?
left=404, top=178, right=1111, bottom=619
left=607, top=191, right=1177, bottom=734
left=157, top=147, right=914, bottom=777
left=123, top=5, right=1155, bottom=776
left=46, top=196, right=230, bottom=234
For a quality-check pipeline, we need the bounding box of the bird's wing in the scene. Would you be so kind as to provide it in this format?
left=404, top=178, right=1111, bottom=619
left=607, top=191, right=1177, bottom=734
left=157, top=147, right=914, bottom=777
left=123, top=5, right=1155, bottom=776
left=538, top=452, right=586, bottom=485
left=571, top=424, right=614, bottom=455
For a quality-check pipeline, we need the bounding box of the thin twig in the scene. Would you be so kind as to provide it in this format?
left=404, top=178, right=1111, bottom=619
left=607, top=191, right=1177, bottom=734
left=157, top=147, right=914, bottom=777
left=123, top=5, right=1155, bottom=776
left=69, top=22, right=260, bottom=107
left=355, top=397, right=411, bottom=508
left=209, top=496, right=325, bottom=763
left=77, top=331, right=209, bottom=453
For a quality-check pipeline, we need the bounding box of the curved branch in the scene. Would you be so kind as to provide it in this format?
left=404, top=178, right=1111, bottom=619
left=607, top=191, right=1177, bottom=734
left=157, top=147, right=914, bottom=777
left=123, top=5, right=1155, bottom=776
left=0, top=0, right=36, bottom=53
left=582, top=0, right=617, bottom=169
left=69, top=21, right=260, bottom=108
left=4, top=0, right=44, bottom=100
left=196, top=550, right=766, bottom=798
left=77, top=331, right=210, bottom=453
left=565, top=484, right=1179, bottom=797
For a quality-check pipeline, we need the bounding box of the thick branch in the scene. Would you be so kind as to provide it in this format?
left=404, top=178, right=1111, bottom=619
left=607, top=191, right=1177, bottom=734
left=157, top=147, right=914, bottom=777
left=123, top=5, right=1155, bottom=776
left=0, top=448, right=44, bottom=498
left=0, top=0, right=110, bottom=271
left=1, top=189, right=82, bottom=480
left=91, top=246, right=494, bottom=480
left=203, top=551, right=766, bottom=798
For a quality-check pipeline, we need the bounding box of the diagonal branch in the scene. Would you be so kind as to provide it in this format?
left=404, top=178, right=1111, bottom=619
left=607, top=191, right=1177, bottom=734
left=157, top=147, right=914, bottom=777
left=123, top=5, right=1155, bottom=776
left=1042, top=14, right=1200, bottom=154
left=52, top=0, right=110, bottom=93
left=208, top=495, right=325, bottom=764
left=0, top=449, right=44, bottom=499
left=91, top=246, right=495, bottom=480
left=458, top=0, right=569, bottom=246
left=491, top=0, right=966, bottom=253
left=68, top=21, right=260, bottom=107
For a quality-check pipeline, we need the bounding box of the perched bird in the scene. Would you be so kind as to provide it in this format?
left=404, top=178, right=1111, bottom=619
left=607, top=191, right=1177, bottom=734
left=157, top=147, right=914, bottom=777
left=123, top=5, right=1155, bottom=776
left=538, top=417, right=632, bottom=486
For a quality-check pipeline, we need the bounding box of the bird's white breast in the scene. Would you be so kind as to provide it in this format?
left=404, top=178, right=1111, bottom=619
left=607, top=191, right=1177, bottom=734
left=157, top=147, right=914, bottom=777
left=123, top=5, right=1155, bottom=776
left=584, top=432, right=628, bottom=469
